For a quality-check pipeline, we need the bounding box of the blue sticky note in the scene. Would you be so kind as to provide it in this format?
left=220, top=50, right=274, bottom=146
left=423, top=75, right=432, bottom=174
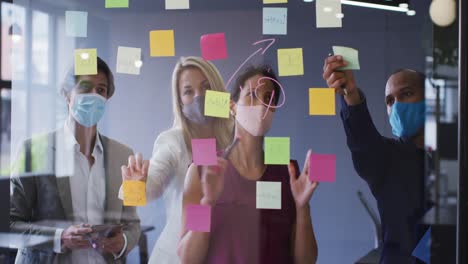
left=65, top=11, right=88, bottom=37
left=412, top=227, right=431, bottom=263
left=263, top=7, right=287, bottom=35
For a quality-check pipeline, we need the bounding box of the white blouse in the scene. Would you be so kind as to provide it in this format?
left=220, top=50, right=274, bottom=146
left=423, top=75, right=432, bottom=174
left=146, top=128, right=191, bottom=264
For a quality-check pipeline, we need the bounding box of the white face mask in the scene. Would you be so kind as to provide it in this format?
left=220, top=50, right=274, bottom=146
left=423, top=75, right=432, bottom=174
left=235, top=105, right=274, bottom=136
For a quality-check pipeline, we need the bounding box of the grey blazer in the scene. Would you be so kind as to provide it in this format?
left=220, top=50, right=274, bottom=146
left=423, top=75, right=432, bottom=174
left=10, top=130, right=141, bottom=264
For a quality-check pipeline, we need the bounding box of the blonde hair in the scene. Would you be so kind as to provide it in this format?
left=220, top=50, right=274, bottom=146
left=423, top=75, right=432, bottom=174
left=171, top=56, right=233, bottom=152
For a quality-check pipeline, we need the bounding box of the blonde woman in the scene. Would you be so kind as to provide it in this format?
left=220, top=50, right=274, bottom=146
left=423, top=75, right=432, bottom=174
left=120, top=57, right=233, bottom=263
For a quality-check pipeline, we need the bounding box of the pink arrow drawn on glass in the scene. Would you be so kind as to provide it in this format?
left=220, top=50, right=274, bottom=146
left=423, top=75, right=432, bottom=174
left=225, top=38, right=276, bottom=90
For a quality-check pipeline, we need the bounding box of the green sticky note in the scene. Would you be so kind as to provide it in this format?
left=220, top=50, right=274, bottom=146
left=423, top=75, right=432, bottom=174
left=105, top=0, right=129, bottom=8
left=74, top=49, right=97, bottom=75
left=264, top=137, right=290, bottom=165
left=332, top=46, right=360, bottom=70
left=204, top=90, right=230, bottom=118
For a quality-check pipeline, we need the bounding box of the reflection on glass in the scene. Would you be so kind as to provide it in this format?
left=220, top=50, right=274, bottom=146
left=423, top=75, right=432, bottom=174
left=1, top=2, right=25, bottom=81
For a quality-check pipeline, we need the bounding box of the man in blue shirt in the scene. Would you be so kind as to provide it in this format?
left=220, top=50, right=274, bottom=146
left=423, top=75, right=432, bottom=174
left=323, top=55, right=430, bottom=263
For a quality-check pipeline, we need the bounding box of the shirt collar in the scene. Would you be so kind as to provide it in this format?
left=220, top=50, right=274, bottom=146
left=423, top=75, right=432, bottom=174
left=63, top=121, right=103, bottom=154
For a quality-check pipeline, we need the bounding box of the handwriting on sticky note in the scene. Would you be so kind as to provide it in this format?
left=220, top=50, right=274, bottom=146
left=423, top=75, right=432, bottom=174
left=316, top=0, right=342, bottom=28
left=66, top=11, right=87, bottom=37
left=192, top=138, right=217, bottom=166
left=309, top=88, right=336, bottom=115
left=186, top=204, right=211, bottom=232
left=256, top=181, right=281, bottom=209
left=116, top=46, right=142, bottom=75
left=277, top=48, right=304, bottom=76
left=332, top=46, right=360, bottom=70
left=204, top=90, right=230, bottom=118
left=200, top=33, right=228, bottom=61
left=150, top=30, right=175, bottom=57
left=123, top=180, right=146, bottom=206
left=309, top=154, right=336, bottom=182
left=75, top=49, right=97, bottom=76
left=263, top=8, right=287, bottom=35
left=165, top=0, right=190, bottom=10
left=105, top=0, right=129, bottom=8
left=264, top=137, right=290, bottom=165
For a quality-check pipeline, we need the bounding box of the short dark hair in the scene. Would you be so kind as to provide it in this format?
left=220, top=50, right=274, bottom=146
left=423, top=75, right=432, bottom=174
left=61, top=57, right=115, bottom=98
left=390, top=68, right=426, bottom=92
left=231, top=65, right=281, bottom=105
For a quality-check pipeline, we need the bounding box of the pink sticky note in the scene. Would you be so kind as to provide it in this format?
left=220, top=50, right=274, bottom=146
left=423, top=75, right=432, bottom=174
left=186, top=204, right=211, bottom=232
left=200, top=33, right=228, bottom=61
left=309, top=154, right=336, bottom=182
left=192, top=138, right=217, bottom=165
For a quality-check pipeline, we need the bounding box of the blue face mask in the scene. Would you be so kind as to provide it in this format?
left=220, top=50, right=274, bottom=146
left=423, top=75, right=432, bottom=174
left=71, top=93, right=106, bottom=127
left=389, top=101, right=425, bottom=138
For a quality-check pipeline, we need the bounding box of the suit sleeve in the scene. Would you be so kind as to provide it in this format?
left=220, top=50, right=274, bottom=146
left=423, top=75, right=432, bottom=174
left=340, top=91, right=389, bottom=193
left=10, top=140, right=58, bottom=251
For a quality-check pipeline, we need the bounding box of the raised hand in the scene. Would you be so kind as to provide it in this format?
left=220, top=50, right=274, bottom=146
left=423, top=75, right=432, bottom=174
left=288, top=150, right=319, bottom=209
left=199, top=157, right=228, bottom=206
left=121, top=153, right=149, bottom=182
left=322, top=55, right=361, bottom=106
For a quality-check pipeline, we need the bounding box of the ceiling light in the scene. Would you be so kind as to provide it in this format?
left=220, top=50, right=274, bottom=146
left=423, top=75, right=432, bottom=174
left=341, top=0, right=409, bottom=12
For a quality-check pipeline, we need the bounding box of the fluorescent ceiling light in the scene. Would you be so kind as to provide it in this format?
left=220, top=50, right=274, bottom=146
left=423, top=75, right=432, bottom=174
left=406, top=10, right=416, bottom=16
left=399, top=3, right=409, bottom=8
left=341, top=0, right=409, bottom=12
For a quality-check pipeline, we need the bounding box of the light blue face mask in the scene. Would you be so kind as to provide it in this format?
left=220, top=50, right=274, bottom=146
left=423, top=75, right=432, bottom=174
left=389, top=101, right=426, bottom=138
left=71, top=93, right=106, bottom=127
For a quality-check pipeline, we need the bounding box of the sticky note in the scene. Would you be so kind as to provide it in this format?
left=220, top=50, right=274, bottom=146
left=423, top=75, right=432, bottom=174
left=123, top=180, right=146, bottom=206
left=200, top=33, right=228, bottom=61
left=332, top=46, right=360, bottom=70
left=74, top=49, right=97, bottom=76
left=165, top=0, right=190, bottom=9
left=277, top=48, right=304, bottom=76
left=316, top=0, right=342, bottom=28
left=116, top=46, right=142, bottom=75
left=186, top=204, right=211, bottom=232
left=263, top=8, right=287, bottom=35
left=204, top=90, right=230, bottom=118
left=192, top=138, right=217, bottom=166
left=264, top=137, right=290, bottom=165
left=256, top=181, right=281, bottom=209
left=105, top=0, right=129, bottom=8
left=264, top=0, right=287, bottom=3
left=412, top=228, right=431, bottom=263
left=309, top=154, right=336, bottom=182
left=150, top=30, right=175, bottom=57
left=65, top=11, right=87, bottom=37
left=309, top=88, right=336, bottom=115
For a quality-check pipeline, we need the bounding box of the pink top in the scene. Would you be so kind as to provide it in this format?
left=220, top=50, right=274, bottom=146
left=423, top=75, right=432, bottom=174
left=205, top=160, right=298, bottom=264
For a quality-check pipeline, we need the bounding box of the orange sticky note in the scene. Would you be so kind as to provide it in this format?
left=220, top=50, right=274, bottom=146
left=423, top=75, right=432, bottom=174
left=150, top=30, right=175, bottom=57
left=123, top=180, right=146, bottom=206
left=309, top=88, right=336, bottom=115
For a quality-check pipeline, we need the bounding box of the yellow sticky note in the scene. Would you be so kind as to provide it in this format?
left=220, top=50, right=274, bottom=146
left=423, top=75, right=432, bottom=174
left=277, top=48, right=304, bottom=76
left=204, top=90, right=230, bottom=118
left=264, top=0, right=287, bottom=3
left=150, top=30, right=175, bottom=57
left=74, top=49, right=97, bottom=76
left=123, top=180, right=146, bottom=206
left=309, top=88, right=336, bottom=115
